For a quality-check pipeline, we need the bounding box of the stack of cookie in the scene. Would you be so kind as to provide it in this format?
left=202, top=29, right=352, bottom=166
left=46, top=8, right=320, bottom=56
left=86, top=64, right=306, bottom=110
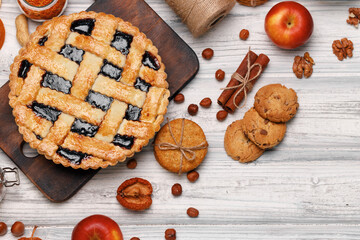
left=224, top=84, right=299, bottom=163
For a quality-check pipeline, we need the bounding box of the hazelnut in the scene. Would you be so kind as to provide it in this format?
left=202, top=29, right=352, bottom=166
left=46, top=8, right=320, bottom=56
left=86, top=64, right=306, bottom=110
left=216, top=110, right=228, bottom=121
left=199, top=98, right=212, bottom=108
left=188, top=104, right=198, bottom=116
left=126, top=159, right=137, bottom=169
left=187, top=170, right=199, bottom=182
left=187, top=207, right=199, bottom=218
left=165, top=228, right=176, bottom=240
left=11, top=221, right=24, bottom=237
left=0, top=222, right=7, bottom=236
left=202, top=48, right=214, bottom=60
left=239, top=29, right=249, bottom=40
left=171, top=183, right=182, bottom=196
left=174, top=93, right=184, bottom=103
left=215, top=69, right=225, bottom=81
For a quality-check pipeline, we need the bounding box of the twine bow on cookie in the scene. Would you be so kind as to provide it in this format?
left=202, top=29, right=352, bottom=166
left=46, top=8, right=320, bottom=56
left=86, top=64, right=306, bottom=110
left=155, top=118, right=207, bottom=174
left=221, top=48, right=262, bottom=109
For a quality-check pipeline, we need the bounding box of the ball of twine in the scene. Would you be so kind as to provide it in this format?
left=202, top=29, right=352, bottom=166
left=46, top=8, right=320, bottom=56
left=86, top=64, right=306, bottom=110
left=165, top=0, right=236, bottom=37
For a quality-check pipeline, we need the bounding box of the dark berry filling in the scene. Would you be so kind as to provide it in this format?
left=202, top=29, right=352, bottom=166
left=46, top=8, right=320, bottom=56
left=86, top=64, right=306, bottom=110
left=41, top=72, right=72, bottom=94
left=35, top=134, right=43, bottom=140
left=111, top=31, right=133, bottom=55
left=125, top=104, right=141, bottom=121
left=29, top=101, right=61, bottom=123
left=142, top=51, right=160, bottom=71
left=56, top=146, right=89, bottom=165
left=112, top=134, right=134, bottom=149
left=18, top=60, right=32, bottom=78
left=100, top=60, right=123, bottom=81
left=134, top=77, right=151, bottom=92
left=85, top=90, right=113, bottom=112
left=38, top=36, right=48, bottom=46
left=59, top=44, right=85, bottom=64
left=71, top=118, right=99, bottom=137
left=70, top=18, right=96, bottom=36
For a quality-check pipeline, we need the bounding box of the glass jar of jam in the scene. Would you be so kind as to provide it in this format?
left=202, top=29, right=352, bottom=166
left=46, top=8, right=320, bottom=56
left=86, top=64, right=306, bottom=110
left=0, top=167, right=20, bottom=202
left=17, top=0, right=68, bottom=22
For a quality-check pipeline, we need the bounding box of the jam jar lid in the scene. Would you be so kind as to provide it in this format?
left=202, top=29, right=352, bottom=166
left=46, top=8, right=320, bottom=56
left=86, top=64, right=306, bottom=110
left=19, top=0, right=58, bottom=9
left=17, top=0, right=68, bottom=22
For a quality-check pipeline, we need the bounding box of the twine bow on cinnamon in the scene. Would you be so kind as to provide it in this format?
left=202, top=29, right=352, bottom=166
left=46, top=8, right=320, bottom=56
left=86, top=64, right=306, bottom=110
left=155, top=118, right=207, bottom=174
left=220, top=49, right=262, bottom=109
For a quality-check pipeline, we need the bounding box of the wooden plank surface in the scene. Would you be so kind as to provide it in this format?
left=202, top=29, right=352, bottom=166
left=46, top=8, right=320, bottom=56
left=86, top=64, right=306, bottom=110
left=7, top=225, right=360, bottom=239
left=0, top=0, right=360, bottom=239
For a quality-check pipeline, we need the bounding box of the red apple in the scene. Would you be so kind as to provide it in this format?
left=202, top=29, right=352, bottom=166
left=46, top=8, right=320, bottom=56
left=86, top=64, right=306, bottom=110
left=265, top=1, right=313, bottom=49
left=72, top=215, right=123, bottom=240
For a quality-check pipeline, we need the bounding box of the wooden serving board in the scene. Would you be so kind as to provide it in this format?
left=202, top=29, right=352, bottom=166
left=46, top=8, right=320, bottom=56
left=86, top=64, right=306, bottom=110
left=0, top=0, right=199, bottom=202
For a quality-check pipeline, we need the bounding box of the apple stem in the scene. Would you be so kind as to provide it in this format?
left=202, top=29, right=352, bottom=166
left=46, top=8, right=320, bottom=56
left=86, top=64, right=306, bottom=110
left=31, top=226, right=38, bottom=238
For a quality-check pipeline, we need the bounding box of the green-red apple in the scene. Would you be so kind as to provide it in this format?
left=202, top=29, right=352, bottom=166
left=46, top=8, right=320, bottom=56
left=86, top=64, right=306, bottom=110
left=265, top=1, right=313, bottom=49
left=71, top=215, right=123, bottom=240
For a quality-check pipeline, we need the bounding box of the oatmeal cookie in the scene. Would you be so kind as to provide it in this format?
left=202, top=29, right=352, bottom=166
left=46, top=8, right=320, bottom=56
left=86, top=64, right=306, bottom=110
left=243, top=108, right=286, bottom=149
left=224, top=120, right=264, bottom=163
left=254, top=84, right=298, bottom=123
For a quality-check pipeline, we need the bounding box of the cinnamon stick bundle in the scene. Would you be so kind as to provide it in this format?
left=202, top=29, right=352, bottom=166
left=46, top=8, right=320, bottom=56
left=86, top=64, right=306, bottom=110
left=217, top=51, right=258, bottom=107
left=224, top=54, right=270, bottom=113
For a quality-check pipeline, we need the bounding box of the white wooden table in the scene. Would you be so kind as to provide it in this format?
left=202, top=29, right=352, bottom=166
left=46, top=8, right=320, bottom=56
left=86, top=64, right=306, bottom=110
left=1, top=0, right=360, bottom=239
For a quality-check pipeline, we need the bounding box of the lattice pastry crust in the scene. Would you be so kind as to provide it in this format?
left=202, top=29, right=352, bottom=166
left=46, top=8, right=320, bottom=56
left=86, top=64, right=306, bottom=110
left=9, top=12, right=170, bottom=169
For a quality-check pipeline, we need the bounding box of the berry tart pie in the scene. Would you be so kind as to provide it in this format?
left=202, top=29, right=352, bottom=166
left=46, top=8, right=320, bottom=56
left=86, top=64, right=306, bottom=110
left=9, top=12, right=170, bottom=169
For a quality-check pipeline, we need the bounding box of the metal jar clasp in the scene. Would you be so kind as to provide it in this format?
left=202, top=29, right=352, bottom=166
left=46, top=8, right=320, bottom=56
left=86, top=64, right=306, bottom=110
left=1, top=167, right=20, bottom=187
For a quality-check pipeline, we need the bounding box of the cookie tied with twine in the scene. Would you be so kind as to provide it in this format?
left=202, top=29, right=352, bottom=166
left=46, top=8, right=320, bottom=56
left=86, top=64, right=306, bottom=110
left=165, top=0, right=236, bottom=37
left=154, top=118, right=208, bottom=174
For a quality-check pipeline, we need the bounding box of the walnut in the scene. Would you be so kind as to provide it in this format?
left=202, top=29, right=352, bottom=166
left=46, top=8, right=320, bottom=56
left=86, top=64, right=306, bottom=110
left=347, top=8, right=360, bottom=28
left=292, top=52, right=314, bottom=79
left=332, top=38, right=354, bottom=61
left=304, top=52, right=315, bottom=65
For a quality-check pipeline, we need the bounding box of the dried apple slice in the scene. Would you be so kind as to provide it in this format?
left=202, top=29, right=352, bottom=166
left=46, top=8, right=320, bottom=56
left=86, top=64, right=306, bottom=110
left=116, top=177, right=153, bottom=211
